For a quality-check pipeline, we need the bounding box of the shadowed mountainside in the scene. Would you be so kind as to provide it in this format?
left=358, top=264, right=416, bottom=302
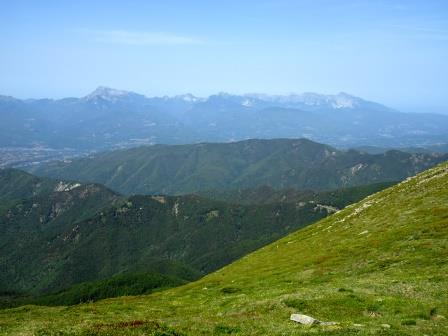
left=0, top=168, right=392, bottom=303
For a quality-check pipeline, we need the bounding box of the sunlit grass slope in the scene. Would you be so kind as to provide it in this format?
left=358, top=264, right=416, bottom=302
left=1, top=162, right=447, bottom=335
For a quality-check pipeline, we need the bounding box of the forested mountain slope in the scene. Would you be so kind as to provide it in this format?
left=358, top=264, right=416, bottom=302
left=30, top=138, right=448, bottom=195
left=0, top=169, right=391, bottom=302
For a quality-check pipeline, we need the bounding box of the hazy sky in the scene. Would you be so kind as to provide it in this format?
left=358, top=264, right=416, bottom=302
left=1, top=0, right=447, bottom=113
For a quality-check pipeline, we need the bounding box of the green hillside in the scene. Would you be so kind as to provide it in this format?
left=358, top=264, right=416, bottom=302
left=2, top=161, right=446, bottom=335
left=29, top=138, right=448, bottom=195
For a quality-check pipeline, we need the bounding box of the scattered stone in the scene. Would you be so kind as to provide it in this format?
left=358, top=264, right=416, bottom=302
left=381, top=324, right=391, bottom=329
left=314, top=204, right=339, bottom=214
left=320, top=321, right=338, bottom=326
left=290, top=314, right=338, bottom=326
left=367, top=311, right=381, bottom=317
left=290, top=314, right=318, bottom=325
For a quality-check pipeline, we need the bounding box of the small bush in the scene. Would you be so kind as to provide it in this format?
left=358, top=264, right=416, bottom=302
left=220, top=287, right=241, bottom=294
left=366, top=303, right=382, bottom=313
left=401, top=319, right=416, bottom=326
left=410, top=312, right=430, bottom=320
left=430, top=307, right=438, bottom=317
left=35, top=320, right=185, bottom=336
left=283, top=298, right=309, bottom=310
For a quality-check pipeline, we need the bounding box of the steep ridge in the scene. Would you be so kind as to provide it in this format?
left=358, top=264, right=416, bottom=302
left=0, top=168, right=58, bottom=201
left=198, top=181, right=395, bottom=206
left=2, top=162, right=446, bottom=335
left=30, top=138, right=448, bottom=195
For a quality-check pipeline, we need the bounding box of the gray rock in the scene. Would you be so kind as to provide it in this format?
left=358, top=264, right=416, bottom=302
left=290, top=314, right=338, bottom=326
left=320, top=321, right=339, bottom=326
left=290, top=314, right=319, bottom=325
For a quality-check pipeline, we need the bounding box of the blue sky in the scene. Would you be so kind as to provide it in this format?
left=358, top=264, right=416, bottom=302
left=1, top=0, right=447, bottom=113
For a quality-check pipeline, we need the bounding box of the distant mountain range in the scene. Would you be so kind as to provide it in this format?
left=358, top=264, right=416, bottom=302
left=1, top=87, right=448, bottom=156
left=30, top=138, right=448, bottom=195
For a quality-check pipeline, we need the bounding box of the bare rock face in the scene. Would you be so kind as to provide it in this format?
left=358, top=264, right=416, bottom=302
left=290, top=314, right=338, bottom=326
